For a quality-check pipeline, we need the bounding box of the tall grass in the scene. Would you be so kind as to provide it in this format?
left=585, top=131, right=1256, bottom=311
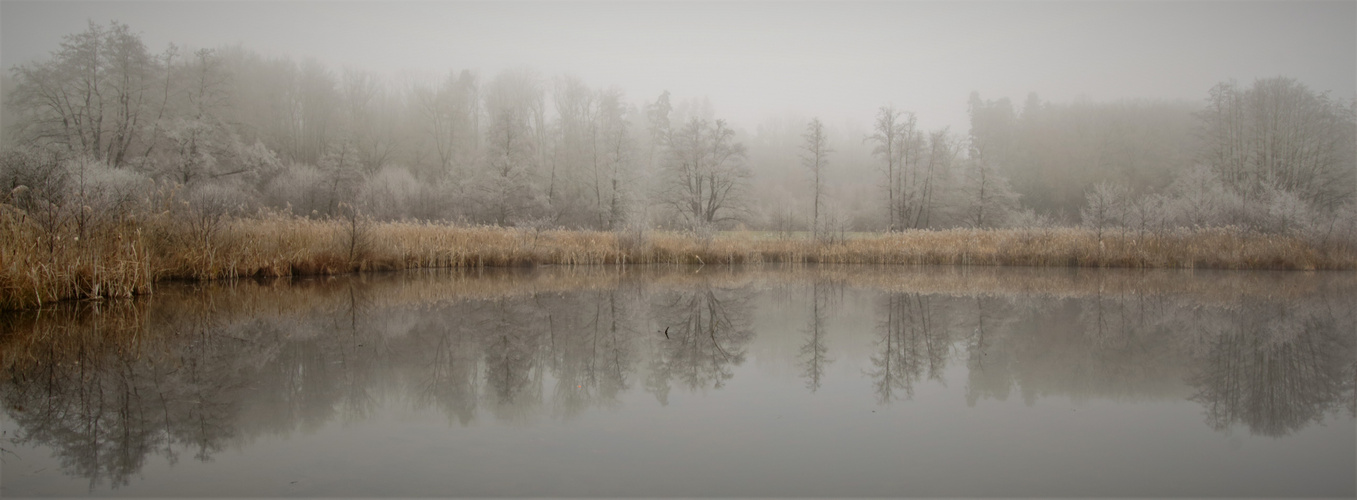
left=2, top=208, right=1354, bottom=310
left=0, top=204, right=153, bottom=310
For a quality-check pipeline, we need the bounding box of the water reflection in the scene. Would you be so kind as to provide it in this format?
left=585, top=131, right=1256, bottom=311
left=2, top=301, right=252, bottom=488
left=646, top=284, right=755, bottom=403
left=964, top=295, right=1021, bottom=405
left=798, top=281, right=835, bottom=392
left=1188, top=295, right=1356, bottom=437
left=1, top=266, right=1353, bottom=491
left=869, top=292, right=954, bottom=403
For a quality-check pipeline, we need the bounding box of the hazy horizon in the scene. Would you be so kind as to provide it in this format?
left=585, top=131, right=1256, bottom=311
left=3, top=1, right=1354, bottom=131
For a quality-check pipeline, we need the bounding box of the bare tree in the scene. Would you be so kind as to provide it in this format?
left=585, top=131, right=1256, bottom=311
left=595, top=87, right=635, bottom=229
left=290, top=58, right=339, bottom=165
left=7, top=22, right=159, bottom=166
left=153, top=48, right=236, bottom=186
left=645, top=90, right=673, bottom=171
left=866, top=106, right=906, bottom=230
left=657, top=117, right=749, bottom=228
left=1199, top=77, right=1356, bottom=214
left=959, top=157, right=1019, bottom=228
left=1081, top=181, right=1130, bottom=241
left=910, top=128, right=963, bottom=228
left=412, top=78, right=456, bottom=174
left=478, top=69, right=543, bottom=225
left=339, top=69, right=399, bottom=175
left=800, top=117, right=832, bottom=239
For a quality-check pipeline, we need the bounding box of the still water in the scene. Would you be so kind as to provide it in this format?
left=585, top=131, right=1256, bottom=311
left=2, top=266, right=1353, bottom=497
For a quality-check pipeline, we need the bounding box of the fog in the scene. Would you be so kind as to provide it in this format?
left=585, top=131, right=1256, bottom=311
left=1, top=1, right=1354, bottom=233
left=3, top=5, right=1355, bottom=494
left=5, top=2, right=1353, bottom=131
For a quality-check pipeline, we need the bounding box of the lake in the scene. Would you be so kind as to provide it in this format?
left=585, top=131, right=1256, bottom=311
left=2, top=265, right=1353, bottom=497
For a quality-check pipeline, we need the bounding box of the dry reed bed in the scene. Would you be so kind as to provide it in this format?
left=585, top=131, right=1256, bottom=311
left=0, top=205, right=154, bottom=311
left=3, top=210, right=1354, bottom=311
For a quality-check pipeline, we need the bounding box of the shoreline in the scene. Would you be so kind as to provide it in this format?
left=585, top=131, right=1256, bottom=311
left=3, top=211, right=1355, bottom=310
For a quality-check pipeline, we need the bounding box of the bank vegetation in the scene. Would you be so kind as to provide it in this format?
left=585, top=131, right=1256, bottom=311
left=3, top=195, right=1354, bottom=310
left=2, top=22, right=1354, bottom=311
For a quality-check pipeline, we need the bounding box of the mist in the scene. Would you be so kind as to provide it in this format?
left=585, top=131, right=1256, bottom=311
left=3, top=4, right=1356, bottom=496
left=1, top=0, right=1354, bottom=233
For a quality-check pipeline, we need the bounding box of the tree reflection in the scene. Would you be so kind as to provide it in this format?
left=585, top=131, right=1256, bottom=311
left=868, top=292, right=952, bottom=403
left=964, top=296, right=1018, bottom=406
left=411, top=308, right=480, bottom=426
left=1188, top=297, right=1356, bottom=437
left=1, top=302, right=256, bottom=489
left=949, top=284, right=1355, bottom=437
left=334, top=284, right=384, bottom=424
left=799, top=282, right=834, bottom=392
left=646, top=284, right=755, bottom=404
left=3, top=268, right=1354, bottom=490
left=480, top=298, right=544, bottom=421
left=543, top=289, right=641, bottom=418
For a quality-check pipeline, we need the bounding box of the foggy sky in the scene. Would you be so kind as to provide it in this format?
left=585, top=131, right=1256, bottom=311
left=3, top=1, right=1354, bottom=131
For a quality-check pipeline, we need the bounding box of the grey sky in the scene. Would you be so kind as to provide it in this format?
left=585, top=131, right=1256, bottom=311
left=3, top=1, right=1353, bottom=131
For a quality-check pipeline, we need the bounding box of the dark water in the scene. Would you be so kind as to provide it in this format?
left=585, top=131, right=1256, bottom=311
left=2, top=266, right=1354, bottom=497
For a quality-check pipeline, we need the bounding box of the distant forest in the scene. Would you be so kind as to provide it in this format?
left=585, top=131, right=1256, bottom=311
left=3, top=21, right=1355, bottom=236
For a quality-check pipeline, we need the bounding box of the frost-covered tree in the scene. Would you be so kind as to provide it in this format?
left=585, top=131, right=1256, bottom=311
left=477, top=69, right=544, bottom=225
left=1081, top=181, right=1130, bottom=240
left=801, top=117, right=832, bottom=238
left=1166, top=164, right=1236, bottom=228
left=658, top=118, right=748, bottom=228
left=7, top=22, right=159, bottom=166
left=958, top=158, right=1019, bottom=228
left=1199, top=77, right=1357, bottom=213
left=645, top=90, right=673, bottom=171
left=866, top=106, right=909, bottom=231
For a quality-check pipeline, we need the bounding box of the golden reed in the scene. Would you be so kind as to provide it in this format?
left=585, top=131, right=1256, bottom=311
left=3, top=208, right=1354, bottom=310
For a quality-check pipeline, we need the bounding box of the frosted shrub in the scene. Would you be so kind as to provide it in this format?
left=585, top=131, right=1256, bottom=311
left=1166, top=165, right=1235, bottom=229
left=1081, top=182, right=1129, bottom=239
left=1008, top=208, right=1057, bottom=229
left=1264, top=187, right=1315, bottom=235
left=357, top=166, right=421, bottom=221
left=616, top=212, right=653, bottom=255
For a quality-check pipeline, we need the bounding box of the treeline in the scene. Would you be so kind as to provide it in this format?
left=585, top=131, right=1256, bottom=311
left=2, top=21, right=1356, bottom=266
left=0, top=22, right=736, bottom=230
left=3, top=22, right=1355, bottom=235
left=967, top=83, right=1357, bottom=235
